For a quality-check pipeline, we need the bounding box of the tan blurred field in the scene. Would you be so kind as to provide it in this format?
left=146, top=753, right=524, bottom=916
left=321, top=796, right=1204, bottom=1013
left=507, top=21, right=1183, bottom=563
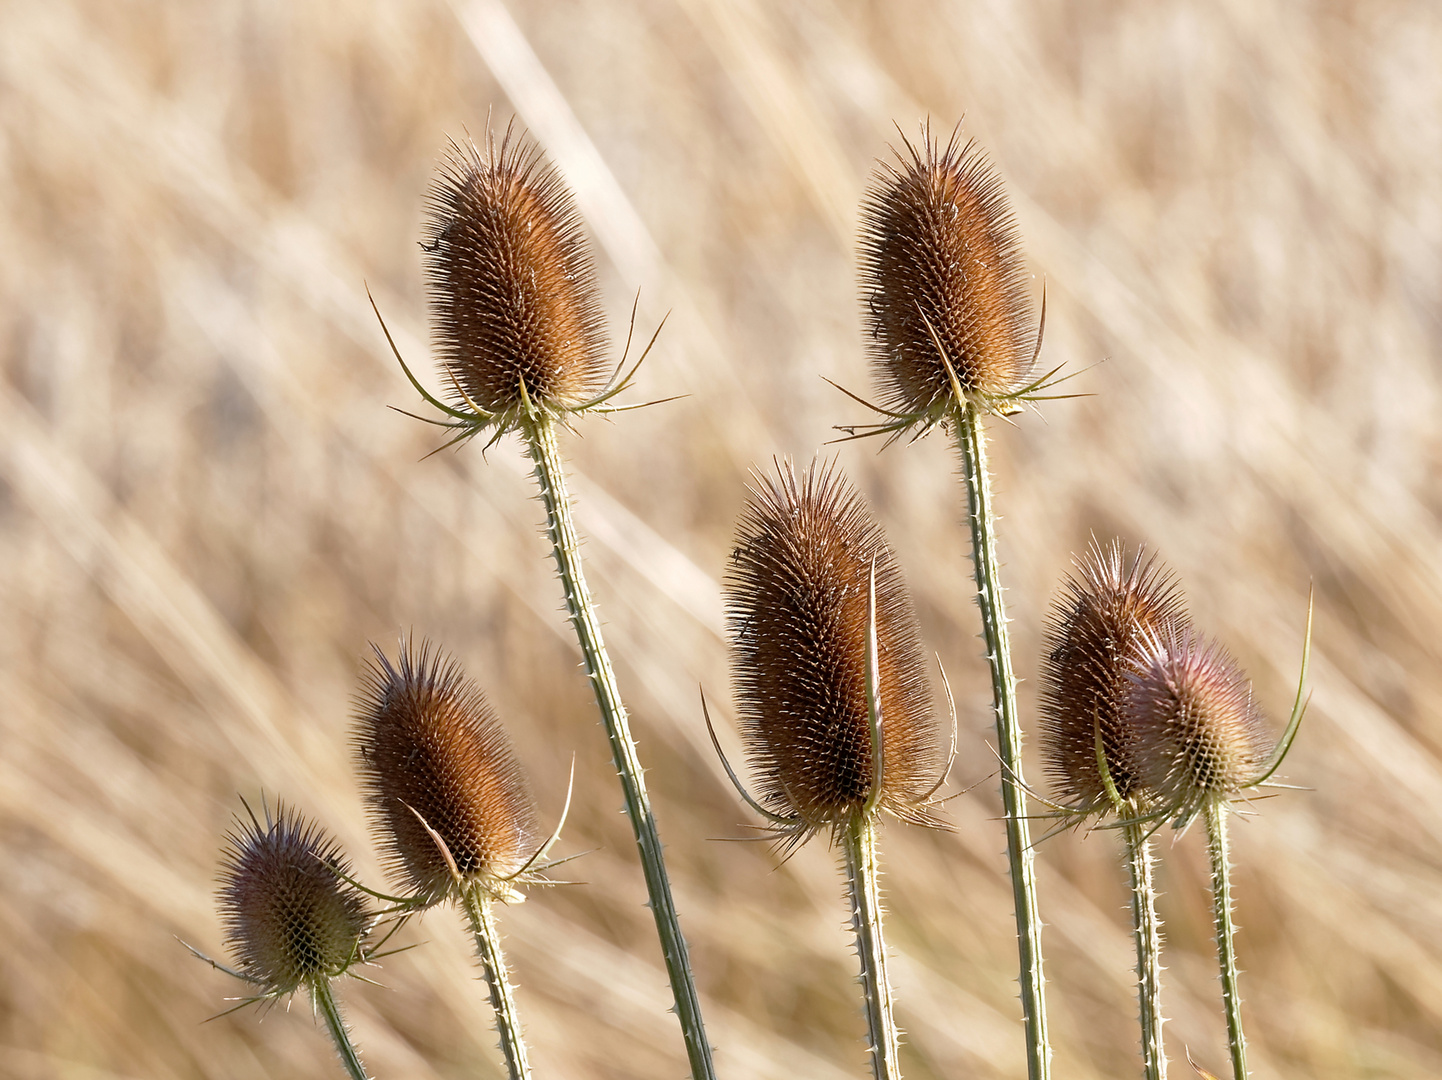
left=2, top=1, right=1440, bottom=1077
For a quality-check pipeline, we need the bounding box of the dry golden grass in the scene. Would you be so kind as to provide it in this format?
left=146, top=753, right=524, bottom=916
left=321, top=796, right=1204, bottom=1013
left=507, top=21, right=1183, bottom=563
left=2, top=1, right=1440, bottom=1077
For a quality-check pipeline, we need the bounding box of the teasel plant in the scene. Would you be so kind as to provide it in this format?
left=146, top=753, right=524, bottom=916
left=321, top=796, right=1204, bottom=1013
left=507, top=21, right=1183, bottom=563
left=711, top=460, right=953, bottom=1080
left=1123, top=606, right=1312, bottom=1080
left=838, top=123, right=1078, bottom=1080
left=352, top=639, right=574, bottom=1080
left=371, top=125, right=717, bottom=1079
left=185, top=798, right=383, bottom=1080
left=1035, top=541, right=1191, bottom=1080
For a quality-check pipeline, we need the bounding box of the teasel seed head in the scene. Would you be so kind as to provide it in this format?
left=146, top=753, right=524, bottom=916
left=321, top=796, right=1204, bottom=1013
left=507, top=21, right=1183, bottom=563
left=724, top=460, right=942, bottom=845
left=354, top=639, right=540, bottom=905
left=218, top=800, right=372, bottom=999
left=858, top=125, right=1038, bottom=419
left=1125, top=630, right=1275, bottom=824
left=1037, top=541, right=1189, bottom=816
left=423, top=126, right=609, bottom=422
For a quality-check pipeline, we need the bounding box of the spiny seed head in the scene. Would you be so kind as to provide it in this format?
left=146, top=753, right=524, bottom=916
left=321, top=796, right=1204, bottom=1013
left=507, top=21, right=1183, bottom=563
left=1038, top=542, right=1189, bottom=815
left=725, top=460, right=939, bottom=844
left=354, top=640, right=539, bottom=904
left=218, top=801, right=371, bottom=998
left=423, top=126, right=609, bottom=419
left=859, top=126, right=1037, bottom=415
left=1125, top=630, right=1274, bottom=820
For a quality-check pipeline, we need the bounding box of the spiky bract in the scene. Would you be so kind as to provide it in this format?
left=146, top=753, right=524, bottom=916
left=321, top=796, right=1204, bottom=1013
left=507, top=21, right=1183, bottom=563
left=725, top=461, right=939, bottom=845
left=218, top=802, right=371, bottom=999
left=424, top=128, right=609, bottom=421
left=1037, top=542, right=1188, bottom=816
left=1126, top=631, right=1275, bottom=824
left=355, top=640, right=540, bottom=904
left=859, top=126, right=1036, bottom=418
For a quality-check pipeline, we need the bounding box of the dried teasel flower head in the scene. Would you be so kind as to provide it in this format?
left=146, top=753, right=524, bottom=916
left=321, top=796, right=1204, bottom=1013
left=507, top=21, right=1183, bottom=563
left=1037, top=541, right=1188, bottom=817
left=423, top=125, right=610, bottom=424
left=858, top=124, right=1039, bottom=423
left=217, top=800, right=372, bottom=999
left=724, top=460, right=944, bottom=847
left=1124, top=630, right=1276, bottom=825
left=354, top=639, right=540, bottom=904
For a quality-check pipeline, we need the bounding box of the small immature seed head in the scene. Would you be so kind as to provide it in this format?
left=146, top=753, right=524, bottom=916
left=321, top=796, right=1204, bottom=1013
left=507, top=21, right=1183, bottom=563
left=354, top=640, right=540, bottom=904
left=725, top=461, right=939, bottom=843
left=423, top=127, right=609, bottom=419
left=1125, top=630, right=1275, bottom=822
left=218, top=801, right=371, bottom=998
left=1037, top=542, right=1188, bottom=815
left=858, top=127, right=1037, bottom=416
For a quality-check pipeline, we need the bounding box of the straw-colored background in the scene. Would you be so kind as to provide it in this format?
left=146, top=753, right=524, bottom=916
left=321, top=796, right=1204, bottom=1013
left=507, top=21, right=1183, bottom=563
left=3, top=1, right=1439, bottom=1077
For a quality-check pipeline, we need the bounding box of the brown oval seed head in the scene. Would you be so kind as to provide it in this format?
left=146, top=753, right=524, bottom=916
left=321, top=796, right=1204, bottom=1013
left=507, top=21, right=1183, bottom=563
left=354, top=640, right=540, bottom=904
left=1125, top=630, right=1274, bottom=820
left=725, top=461, right=939, bottom=844
left=424, top=127, right=610, bottom=417
left=1038, top=542, right=1189, bottom=815
left=218, top=801, right=371, bottom=998
left=859, top=127, right=1036, bottom=413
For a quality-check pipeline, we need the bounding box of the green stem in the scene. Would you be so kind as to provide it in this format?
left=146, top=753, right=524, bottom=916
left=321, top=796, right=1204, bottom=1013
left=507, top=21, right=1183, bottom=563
left=522, top=416, right=716, bottom=1080
left=843, top=817, right=902, bottom=1080
left=462, top=884, right=532, bottom=1080
left=1125, top=822, right=1167, bottom=1080
left=313, top=979, right=369, bottom=1080
left=1207, top=799, right=1248, bottom=1080
left=955, top=401, right=1051, bottom=1080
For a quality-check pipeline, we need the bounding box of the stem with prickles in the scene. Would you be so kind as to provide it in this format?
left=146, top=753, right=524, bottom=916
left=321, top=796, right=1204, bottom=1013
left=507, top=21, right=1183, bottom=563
left=522, top=415, right=716, bottom=1080
left=843, top=817, right=902, bottom=1080
left=955, top=400, right=1051, bottom=1080
left=463, top=883, right=532, bottom=1080
left=1126, top=821, right=1168, bottom=1080
left=313, top=979, right=369, bottom=1080
left=1207, top=799, right=1248, bottom=1080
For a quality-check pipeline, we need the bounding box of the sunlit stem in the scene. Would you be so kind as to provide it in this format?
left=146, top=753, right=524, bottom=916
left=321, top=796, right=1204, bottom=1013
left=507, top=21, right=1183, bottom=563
left=843, top=816, right=901, bottom=1080
left=1125, top=821, right=1168, bottom=1080
left=462, top=883, right=532, bottom=1080
left=313, top=979, right=369, bottom=1080
left=1206, top=799, right=1248, bottom=1080
left=955, top=400, right=1051, bottom=1080
left=521, top=414, right=716, bottom=1080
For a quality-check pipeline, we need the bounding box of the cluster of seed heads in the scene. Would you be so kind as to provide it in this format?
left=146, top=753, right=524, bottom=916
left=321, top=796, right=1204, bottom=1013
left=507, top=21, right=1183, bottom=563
left=724, top=460, right=943, bottom=846
left=217, top=801, right=372, bottom=1000
left=1038, top=541, right=1275, bottom=823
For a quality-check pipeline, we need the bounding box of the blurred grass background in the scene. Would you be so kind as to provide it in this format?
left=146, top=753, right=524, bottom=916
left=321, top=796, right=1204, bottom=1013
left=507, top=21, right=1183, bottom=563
left=2, top=1, right=1440, bottom=1077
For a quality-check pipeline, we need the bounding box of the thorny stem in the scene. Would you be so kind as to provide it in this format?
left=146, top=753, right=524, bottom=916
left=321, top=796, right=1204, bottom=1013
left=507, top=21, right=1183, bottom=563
left=843, top=817, right=902, bottom=1080
left=955, top=401, right=1052, bottom=1080
left=462, top=883, right=532, bottom=1080
left=1125, top=821, right=1168, bottom=1080
left=313, top=979, right=369, bottom=1080
left=522, top=415, right=716, bottom=1080
left=1207, top=799, right=1248, bottom=1080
